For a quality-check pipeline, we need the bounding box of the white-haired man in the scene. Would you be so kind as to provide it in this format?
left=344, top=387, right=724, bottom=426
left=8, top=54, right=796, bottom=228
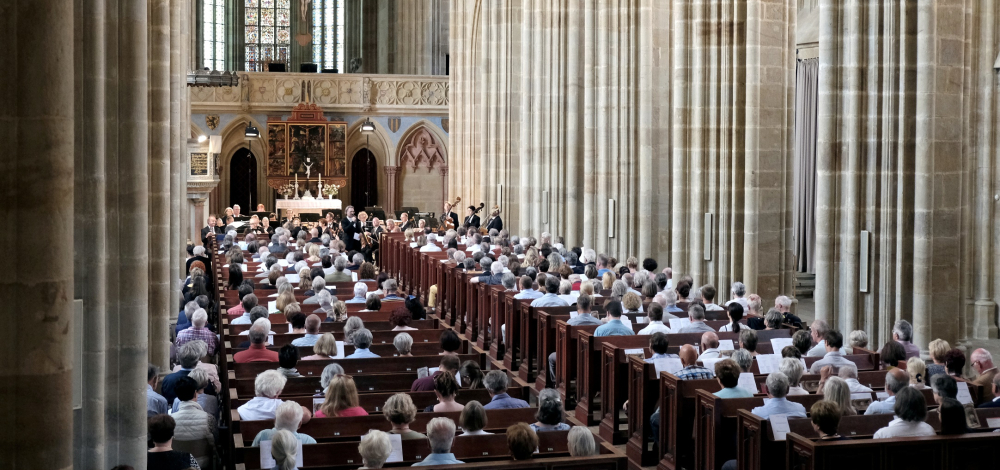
left=251, top=400, right=317, bottom=446
left=303, top=277, right=329, bottom=305
left=892, top=320, right=920, bottom=359
left=325, top=255, right=354, bottom=283
left=237, top=370, right=304, bottom=421
left=186, top=244, right=211, bottom=274
left=234, top=318, right=279, bottom=363
left=971, top=348, right=998, bottom=387
left=724, top=282, right=748, bottom=311
left=412, top=417, right=464, bottom=466
left=344, top=282, right=368, bottom=303
left=175, top=308, right=218, bottom=356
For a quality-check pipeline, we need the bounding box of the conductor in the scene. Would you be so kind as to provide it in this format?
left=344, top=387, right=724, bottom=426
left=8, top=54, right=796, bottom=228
left=341, top=205, right=363, bottom=252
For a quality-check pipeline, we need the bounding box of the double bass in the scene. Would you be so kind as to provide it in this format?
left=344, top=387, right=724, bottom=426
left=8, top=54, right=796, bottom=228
left=440, top=196, right=462, bottom=231
left=480, top=205, right=500, bottom=235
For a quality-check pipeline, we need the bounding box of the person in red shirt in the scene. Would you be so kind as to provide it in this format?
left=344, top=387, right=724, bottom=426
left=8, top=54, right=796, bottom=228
left=411, top=355, right=461, bottom=392
left=234, top=318, right=279, bottom=363
left=315, top=375, right=369, bottom=418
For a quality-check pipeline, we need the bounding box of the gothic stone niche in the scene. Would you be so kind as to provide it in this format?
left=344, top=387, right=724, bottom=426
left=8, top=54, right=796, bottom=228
left=400, top=127, right=444, bottom=172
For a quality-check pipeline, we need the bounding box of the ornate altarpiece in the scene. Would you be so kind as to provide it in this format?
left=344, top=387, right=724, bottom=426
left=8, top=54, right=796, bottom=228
left=265, top=102, right=347, bottom=194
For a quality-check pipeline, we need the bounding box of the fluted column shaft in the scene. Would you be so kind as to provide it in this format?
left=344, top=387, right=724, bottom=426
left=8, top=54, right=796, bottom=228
left=0, top=1, right=75, bottom=469
left=148, top=0, right=172, bottom=371
left=170, top=0, right=183, bottom=320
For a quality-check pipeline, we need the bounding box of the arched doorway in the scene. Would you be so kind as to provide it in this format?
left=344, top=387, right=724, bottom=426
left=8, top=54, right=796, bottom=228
left=351, top=148, right=378, bottom=209
left=229, top=148, right=258, bottom=211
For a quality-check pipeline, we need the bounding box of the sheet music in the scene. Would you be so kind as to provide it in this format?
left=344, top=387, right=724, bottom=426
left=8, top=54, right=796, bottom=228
left=770, top=338, right=793, bottom=353
left=313, top=397, right=324, bottom=413
left=625, top=348, right=644, bottom=356
left=738, top=372, right=759, bottom=395
left=701, top=357, right=724, bottom=371
left=755, top=354, right=779, bottom=374
left=268, top=301, right=278, bottom=313
left=653, top=357, right=684, bottom=376
left=386, top=433, right=404, bottom=463
left=286, top=274, right=300, bottom=284
left=986, top=417, right=1000, bottom=428
left=956, top=381, right=974, bottom=405
left=769, top=414, right=791, bottom=441
left=668, top=318, right=690, bottom=331
left=718, top=339, right=735, bottom=351
left=333, top=341, right=345, bottom=358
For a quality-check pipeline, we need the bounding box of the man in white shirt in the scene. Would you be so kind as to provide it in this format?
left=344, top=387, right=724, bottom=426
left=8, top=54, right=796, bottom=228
left=806, top=319, right=830, bottom=357
left=637, top=303, right=672, bottom=335
left=872, top=387, right=935, bottom=439
left=865, top=369, right=909, bottom=415
left=808, top=330, right=859, bottom=374
left=237, top=370, right=287, bottom=420
left=724, top=281, right=749, bottom=312
left=697, top=332, right=721, bottom=362
left=700, top=284, right=725, bottom=311
left=530, top=276, right=570, bottom=308
left=838, top=366, right=873, bottom=393
left=513, top=275, right=543, bottom=300
left=231, top=297, right=260, bottom=325
left=677, top=304, right=716, bottom=334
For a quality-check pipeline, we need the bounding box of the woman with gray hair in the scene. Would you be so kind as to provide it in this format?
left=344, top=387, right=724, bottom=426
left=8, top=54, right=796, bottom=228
left=780, top=357, right=808, bottom=396
left=412, top=417, right=464, bottom=466
left=610, top=280, right=629, bottom=302
left=343, top=316, right=365, bottom=345
left=315, top=363, right=345, bottom=397
left=726, top=282, right=749, bottom=311
left=346, top=328, right=378, bottom=358
left=393, top=332, right=413, bottom=356
left=357, top=430, right=393, bottom=469
left=731, top=349, right=754, bottom=373
left=531, top=388, right=571, bottom=432
left=269, top=429, right=300, bottom=470
left=170, top=368, right=219, bottom=420
left=567, top=426, right=597, bottom=457
left=846, top=330, right=869, bottom=355
left=171, top=340, right=221, bottom=392
left=251, top=400, right=317, bottom=446
left=764, top=308, right=784, bottom=330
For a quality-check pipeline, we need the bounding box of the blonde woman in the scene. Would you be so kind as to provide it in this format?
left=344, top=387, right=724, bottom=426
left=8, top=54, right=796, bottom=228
left=907, top=357, right=929, bottom=389
left=275, top=290, right=297, bottom=314
left=302, top=333, right=339, bottom=360
left=270, top=429, right=300, bottom=470
left=383, top=393, right=427, bottom=439
left=306, top=243, right=321, bottom=263
left=343, top=316, right=365, bottom=345
left=331, top=300, right=347, bottom=322
left=315, top=375, right=368, bottom=418
left=622, top=292, right=642, bottom=315
left=358, top=430, right=393, bottom=469
left=602, top=272, right=616, bottom=290
left=927, top=339, right=950, bottom=379
left=822, top=376, right=857, bottom=416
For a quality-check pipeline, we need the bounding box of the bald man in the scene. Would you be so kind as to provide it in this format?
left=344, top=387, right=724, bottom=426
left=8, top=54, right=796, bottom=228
left=697, top=332, right=721, bottom=362
left=676, top=344, right=715, bottom=380
left=971, top=348, right=997, bottom=388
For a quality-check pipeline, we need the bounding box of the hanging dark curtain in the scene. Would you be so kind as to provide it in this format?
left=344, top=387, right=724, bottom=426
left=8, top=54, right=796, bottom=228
left=793, top=58, right=819, bottom=273
left=350, top=149, right=378, bottom=209
left=230, top=148, right=258, bottom=211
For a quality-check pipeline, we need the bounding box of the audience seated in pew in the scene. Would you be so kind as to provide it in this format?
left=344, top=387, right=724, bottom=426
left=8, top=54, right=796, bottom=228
left=346, top=328, right=379, bottom=358
left=237, top=309, right=272, bottom=336
left=440, top=329, right=462, bottom=355
left=907, top=357, right=929, bottom=389
left=751, top=371, right=807, bottom=419
left=426, top=371, right=464, bottom=413
left=647, top=344, right=716, bottom=440
left=252, top=400, right=316, bottom=446
left=384, top=393, right=428, bottom=440
left=732, top=349, right=753, bottom=373
left=840, top=366, right=874, bottom=393
left=677, top=303, right=715, bottom=334
left=162, top=341, right=217, bottom=403
left=394, top=332, right=413, bottom=356
left=228, top=283, right=255, bottom=317
left=938, top=397, right=970, bottom=435
left=343, top=316, right=365, bottom=344
left=873, top=386, right=935, bottom=438
left=269, top=429, right=300, bottom=470
left=176, top=308, right=218, bottom=356
left=823, top=376, right=857, bottom=416
left=506, top=423, right=538, bottom=461
left=147, top=414, right=201, bottom=470
left=288, top=312, right=307, bottom=335
left=567, top=426, right=598, bottom=457
left=459, top=401, right=489, bottom=436
left=483, top=370, right=529, bottom=410
left=412, top=417, right=464, bottom=466
left=238, top=370, right=312, bottom=421
left=595, top=300, right=633, bottom=337
left=277, top=344, right=303, bottom=378
left=290, top=314, right=323, bottom=346
left=645, top=332, right=678, bottom=363
left=390, top=307, right=418, bottom=331
left=738, top=329, right=758, bottom=356
left=231, top=294, right=259, bottom=325
left=880, top=340, right=908, bottom=369
left=637, top=302, right=672, bottom=335
left=932, top=374, right=958, bottom=404
left=697, top=332, right=721, bottom=362
left=714, top=359, right=752, bottom=399
left=147, top=364, right=169, bottom=417
left=235, top=319, right=279, bottom=363
left=460, top=360, right=484, bottom=388
left=170, top=368, right=219, bottom=420
left=546, top=294, right=601, bottom=381
left=980, top=375, right=1000, bottom=408
left=315, top=374, right=368, bottom=418
left=357, top=430, right=393, bottom=469
left=531, top=389, right=571, bottom=432
left=412, top=355, right=461, bottom=392
left=781, top=357, right=809, bottom=396
left=809, top=330, right=860, bottom=374
left=302, top=333, right=338, bottom=360
left=315, top=363, right=345, bottom=397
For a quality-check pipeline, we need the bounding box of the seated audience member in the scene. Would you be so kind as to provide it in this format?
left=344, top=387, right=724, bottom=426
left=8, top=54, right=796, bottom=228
left=810, top=400, right=849, bottom=440
left=394, top=332, right=414, bottom=356
left=892, top=319, right=920, bottom=359
left=227, top=283, right=255, bottom=317
left=782, top=345, right=802, bottom=359
left=389, top=307, right=417, bottom=331
left=513, top=275, right=543, bottom=300
left=697, top=332, right=721, bottom=362
left=358, top=430, right=393, bottom=469
left=700, top=284, right=724, bottom=311
left=302, top=333, right=339, bottom=360
left=459, top=400, right=489, bottom=435
left=381, top=279, right=406, bottom=301
left=739, top=329, right=758, bottom=355
left=383, top=393, right=427, bottom=440
left=318, top=363, right=345, bottom=395
left=677, top=303, right=716, bottom=334
left=567, top=426, right=598, bottom=457
left=175, top=308, right=218, bottom=356
left=440, top=329, right=462, bottom=354
left=428, top=372, right=464, bottom=412
left=944, top=348, right=968, bottom=378
left=290, top=314, right=322, bottom=346
left=710, top=359, right=751, bottom=398
left=461, top=360, right=485, bottom=389
left=970, top=348, right=998, bottom=387
left=846, top=329, right=869, bottom=355
left=412, top=355, right=461, bottom=391
left=938, top=397, right=969, bottom=435
left=792, top=330, right=812, bottom=357
left=315, top=374, right=368, bottom=418
left=927, top=338, right=950, bottom=379
left=595, top=300, right=635, bottom=337
left=531, top=275, right=570, bottom=307
left=162, top=341, right=216, bottom=403
left=483, top=370, right=530, bottom=409
left=234, top=318, right=279, bottom=363
left=315, top=291, right=335, bottom=317
left=880, top=340, right=908, bottom=370
left=907, top=357, right=929, bottom=389
left=506, top=423, right=539, bottom=461
left=251, top=400, right=316, bottom=446
left=404, top=297, right=427, bottom=321
left=979, top=375, right=1000, bottom=408
left=276, top=344, right=302, bottom=378
left=732, top=349, right=754, bottom=373
left=362, top=294, right=382, bottom=312
left=873, top=387, right=935, bottom=438
left=531, top=388, right=571, bottom=432
left=231, top=294, right=259, bottom=325
left=171, top=377, right=216, bottom=468
left=638, top=303, right=672, bottom=335
left=287, top=312, right=307, bottom=334
left=839, top=366, right=873, bottom=393
left=343, top=316, right=365, bottom=344
left=717, top=302, right=744, bottom=332
left=269, top=429, right=300, bottom=470
left=780, top=357, right=808, bottom=396
left=147, top=364, right=169, bottom=417
left=170, top=339, right=221, bottom=391
left=645, top=332, right=678, bottom=363
left=545, top=294, right=602, bottom=380
left=346, top=328, right=379, bottom=358
left=327, top=300, right=347, bottom=323
left=676, top=344, right=715, bottom=380
left=805, top=320, right=830, bottom=357
left=808, top=330, right=858, bottom=374
left=763, top=308, right=784, bottom=330
left=823, top=376, right=857, bottom=416
left=237, top=370, right=292, bottom=420
left=751, top=372, right=807, bottom=419
left=170, top=369, right=218, bottom=419
left=865, top=369, right=910, bottom=415
left=412, top=417, right=464, bottom=466
left=147, top=414, right=201, bottom=470
left=344, top=281, right=368, bottom=303
left=931, top=374, right=959, bottom=404
left=621, top=291, right=642, bottom=314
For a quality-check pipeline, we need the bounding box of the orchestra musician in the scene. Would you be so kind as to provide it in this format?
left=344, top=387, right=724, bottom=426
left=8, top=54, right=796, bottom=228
left=341, top=205, right=364, bottom=252
left=443, top=202, right=458, bottom=230
left=201, top=215, right=223, bottom=244
left=398, top=212, right=413, bottom=231
left=485, top=208, right=503, bottom=233
left=261, top=216, right=275, bottom=236
left=464, top=206, right=481, bottom=230
left=386, top=219, right=399, bottom=233
left=247, top=215, right=264, bottom=235
left=371, top=217, right=384, bottom=238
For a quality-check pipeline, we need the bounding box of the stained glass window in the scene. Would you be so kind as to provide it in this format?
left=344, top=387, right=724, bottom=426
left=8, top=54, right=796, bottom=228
left=311, top=0, right=345, bottom=72
left=245, top=0, right=291, bottom=72
left=203, top=0, right=226, bottom=71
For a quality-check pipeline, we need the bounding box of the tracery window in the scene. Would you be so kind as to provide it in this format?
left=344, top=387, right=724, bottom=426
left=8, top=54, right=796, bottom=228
left=245, top=0, right=291, bottom=72
left=311, top=0, right=345, bottom=72
left=202, top=0, right=226, bottom=70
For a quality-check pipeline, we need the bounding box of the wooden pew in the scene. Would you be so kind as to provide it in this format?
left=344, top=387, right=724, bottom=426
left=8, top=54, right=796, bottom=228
left=225, top=319, right=439, bottom=335
left=225, top=340, right=455, bottom=359
left=785, top=429, right=1000, bottom=470
left=231, top=387, right=529, bottom=416
left=224, top=326, right=452, bottom=348
left=229, top=353, right=485, bottom=379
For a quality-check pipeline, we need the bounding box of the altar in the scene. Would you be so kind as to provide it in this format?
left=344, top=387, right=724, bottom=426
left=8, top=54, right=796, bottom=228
left=275, top=198, right=342, bottom=219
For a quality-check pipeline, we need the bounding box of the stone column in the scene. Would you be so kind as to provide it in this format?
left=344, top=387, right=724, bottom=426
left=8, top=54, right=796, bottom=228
left=74, top=0, right=108, bottom=466
left=971, top=0, right=998, bottom=339
left=448, top=0, right=481, bottom=204
left=170, top=0, right=183, bottom=320
left=813, top=0, right=841, bottom=324
left=149, top=0, right=172, bottom=371
left=384, top=166, right=400, bottom=216
left=105, top=0, right=150, bottom=465
left=0, top=2, right=75, bottom=469
left=395, top=0, right=432, bottom=75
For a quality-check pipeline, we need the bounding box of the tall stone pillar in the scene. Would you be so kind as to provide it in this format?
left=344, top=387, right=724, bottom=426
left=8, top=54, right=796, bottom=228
left=0, top=1, right=75, bottom=469
left=384, top=166, right=400, bottom=216
left=149, top=0, right=172, bottom=371
left=448, top=0, right=481, bottom=204
left=170, top=0, right=184, bottom=319
left=395, top=0, right=432, bottom=75
left=74, top=0, right=108, bottom=466
left=105, top=0, right=151, bottom=465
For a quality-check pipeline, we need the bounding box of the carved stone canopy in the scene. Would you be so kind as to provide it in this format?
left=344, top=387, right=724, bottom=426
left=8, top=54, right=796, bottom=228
left=400, top=127, right=444, bottom=172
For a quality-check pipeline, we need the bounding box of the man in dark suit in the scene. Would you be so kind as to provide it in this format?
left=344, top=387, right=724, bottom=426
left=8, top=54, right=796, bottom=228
left=442, top=202, right=459, bottom=230
left=341, top=205, right=363, bottom=252
left=485, top=210, right=503, bottom=233
left=201, top=215, right=222, bottom=244
left=185, top=245, right=211, bottom=275
left=464, top=206, right=481, bottom=230
left=268, top=233, right=289, bottom=255
left=978, top=377, right=1000, bottom=408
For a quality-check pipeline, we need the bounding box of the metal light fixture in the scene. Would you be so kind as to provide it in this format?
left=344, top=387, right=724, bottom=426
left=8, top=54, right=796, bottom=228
left=245, top=125, right=260, bottom=138
left=361, top=118, right=375, bottom=134
left=197, top=135, right=208, bottom=143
